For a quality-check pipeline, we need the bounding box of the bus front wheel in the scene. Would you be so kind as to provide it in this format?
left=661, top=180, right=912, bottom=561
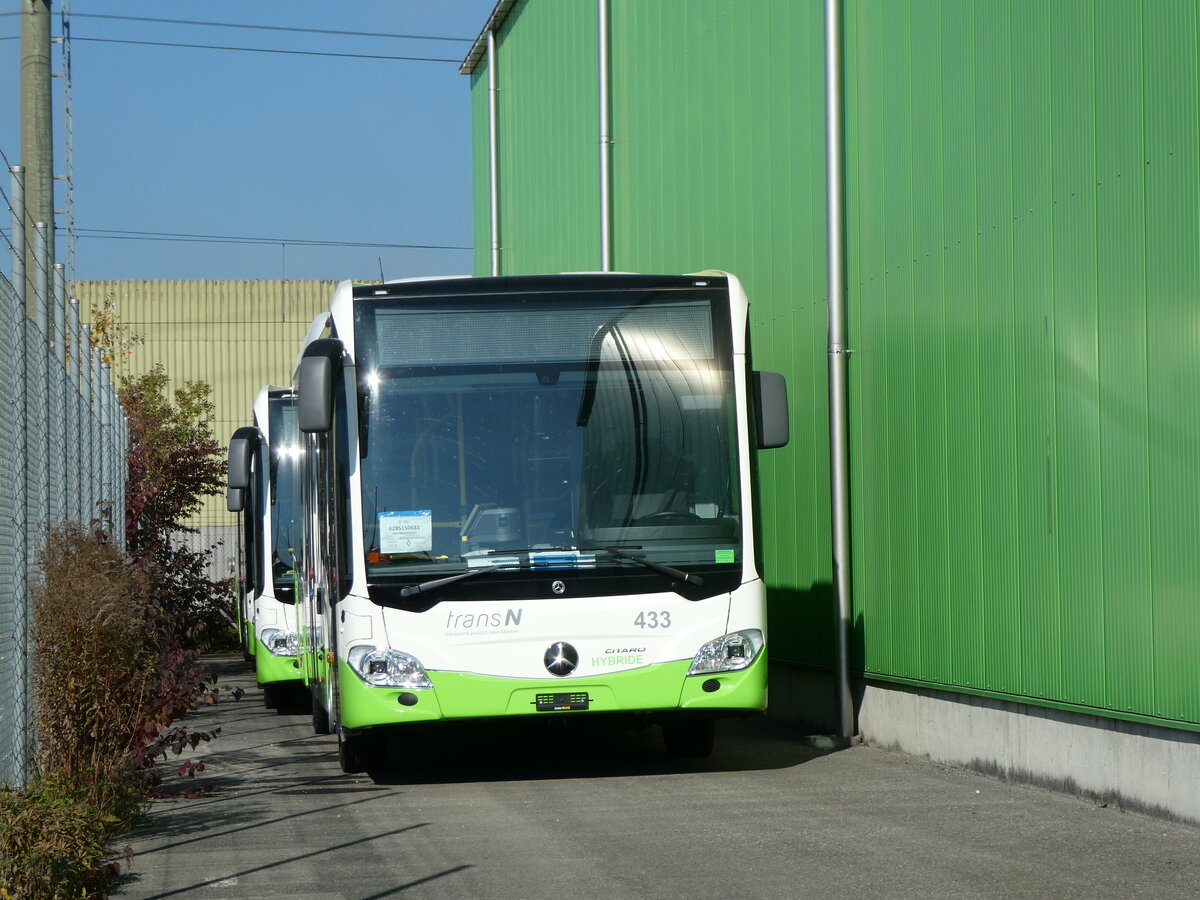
left=663, top=719, right=715, bottom=759
left=312, top=689, right=331, bottom=734
left=262, top=683, right=281, bottom=710
left=338, top=730, right=384, bottom=774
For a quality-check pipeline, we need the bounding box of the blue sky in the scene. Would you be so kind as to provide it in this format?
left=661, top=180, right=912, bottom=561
left=1, top=1, right=496, bottom=281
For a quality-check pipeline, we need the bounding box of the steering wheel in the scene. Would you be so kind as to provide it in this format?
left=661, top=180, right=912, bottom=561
left=639, top=510, right=703, bottom=524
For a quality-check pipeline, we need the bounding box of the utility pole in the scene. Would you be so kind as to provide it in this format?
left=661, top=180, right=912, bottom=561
left=21, top=0, right=54, bottom=322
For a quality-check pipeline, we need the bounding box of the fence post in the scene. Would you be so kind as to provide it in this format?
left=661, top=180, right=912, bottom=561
left=47, top=263, right=65, bottom=524
left=67, top=298, right=81, bottom=523
left=8, top=167, right=24, bottom=314
left=0, top=210, right=30, bottom=788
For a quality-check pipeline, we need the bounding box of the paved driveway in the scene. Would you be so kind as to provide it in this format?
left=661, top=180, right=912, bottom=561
left=113, top=657, right=1200, bottom=899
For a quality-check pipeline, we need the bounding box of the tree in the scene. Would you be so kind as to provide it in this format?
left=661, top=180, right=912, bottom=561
left=88, top=291, right=144, bottom=365
left=120, top=364, right=230, bottom=643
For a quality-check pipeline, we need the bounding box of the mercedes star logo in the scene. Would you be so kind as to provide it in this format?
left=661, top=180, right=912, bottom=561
left=544, top=641, right=579, bottom=677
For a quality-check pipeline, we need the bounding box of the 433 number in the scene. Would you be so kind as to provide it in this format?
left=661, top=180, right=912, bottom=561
left=634, top=610, right=671, bottom=629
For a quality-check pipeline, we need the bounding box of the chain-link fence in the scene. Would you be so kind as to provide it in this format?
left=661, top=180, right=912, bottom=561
left=0, top=272, right=128, bottom=789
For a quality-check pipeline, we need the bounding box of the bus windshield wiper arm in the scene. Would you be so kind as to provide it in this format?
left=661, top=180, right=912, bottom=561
left=474, top=546, right=703, bottom=588
left=399, top=565, right=505, bottom=598
left=589, top=546, right=704, bottom=586
left=485, top=547, right=577, bottom=555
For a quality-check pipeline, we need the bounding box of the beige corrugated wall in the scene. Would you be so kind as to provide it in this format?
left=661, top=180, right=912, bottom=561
left=74, top=280, right=336, bottom=530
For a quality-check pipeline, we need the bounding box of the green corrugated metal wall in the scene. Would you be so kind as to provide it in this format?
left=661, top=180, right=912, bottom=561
left=468, top=0, right=1200, bottom=731
left=470, top=0, right=834, bottom=667
left=470, top=59, right=492, bottom=275
left=610, top=0, right=834, bottom=667
left=484, top=0, right=601, bottom=274
left=846, top=0, right=1200, bottom=728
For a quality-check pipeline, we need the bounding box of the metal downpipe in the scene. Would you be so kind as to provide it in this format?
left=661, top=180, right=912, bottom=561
left=598, top=0, right=612, bottom=272
left=825, top=0, right=855, bottom=738
left=487, top=28, right=501, bottom=277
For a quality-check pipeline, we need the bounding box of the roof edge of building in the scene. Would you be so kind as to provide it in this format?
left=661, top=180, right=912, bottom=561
left=460, top=0, right=519, bottom=75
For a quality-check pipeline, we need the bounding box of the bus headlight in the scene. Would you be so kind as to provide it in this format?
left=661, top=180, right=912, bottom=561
left=687, top=629, right=765, bottom=675
left=346, top=646, right=434, bottom=689
left=259, top=628, right=298, bottom=657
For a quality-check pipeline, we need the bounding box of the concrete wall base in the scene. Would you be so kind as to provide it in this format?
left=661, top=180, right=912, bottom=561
left=859, top=680, right=1200, bottom=825
left=769, top=664, right=1200, bottom=825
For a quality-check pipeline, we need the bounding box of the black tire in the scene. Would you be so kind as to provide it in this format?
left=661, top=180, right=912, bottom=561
left=311, top=687, right=331, bottom=735
left=262, top=683, right=281, bottom=710
left=338, top=731, right=385, bottom=774
left=663, top=718, right=715, bottom=759
left=337, top=730, right=363, bottom=773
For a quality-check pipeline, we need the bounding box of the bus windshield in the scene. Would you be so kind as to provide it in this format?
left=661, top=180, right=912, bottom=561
left=269, top=397, right=302, bottom=597
left=354, top=287, right=742, bottom=581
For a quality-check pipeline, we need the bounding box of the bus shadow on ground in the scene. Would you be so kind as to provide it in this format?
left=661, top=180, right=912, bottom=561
left=365, top=715, right=843, bottom=786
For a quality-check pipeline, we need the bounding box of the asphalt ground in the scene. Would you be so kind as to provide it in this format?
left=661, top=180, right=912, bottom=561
left=112, top=655, right=1200, bottom=899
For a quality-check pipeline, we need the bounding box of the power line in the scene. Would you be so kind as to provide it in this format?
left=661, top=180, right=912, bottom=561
left=66, top=13, right=473, bottom=44
left=74, top=228, right=471, bottom=251
left=66, top=36, right=461, bottom=63
left=1, top=11, right=471, bottom=43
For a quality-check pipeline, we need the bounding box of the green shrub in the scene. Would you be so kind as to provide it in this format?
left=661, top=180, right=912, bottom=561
left=0, top=777, right=121, bottom=899
left=32, top=524, right=155, bottom=822
left=35, top=522, right=222, bottom=802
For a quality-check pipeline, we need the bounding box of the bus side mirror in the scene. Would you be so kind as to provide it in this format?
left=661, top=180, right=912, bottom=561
left=227, top=426, right=259, bottom=491
left=753, top=370, right=789, bottom=449
left=226, top=487, right=245, bottom=513
left=298, top=338, right=344, bottom=434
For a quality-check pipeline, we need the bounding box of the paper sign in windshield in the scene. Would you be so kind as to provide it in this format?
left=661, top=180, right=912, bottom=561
left=379, top=510, right=432, bottom=554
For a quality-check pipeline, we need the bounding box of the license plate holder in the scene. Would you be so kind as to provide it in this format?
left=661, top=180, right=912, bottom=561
left=535, top=692, right=590, bottom=712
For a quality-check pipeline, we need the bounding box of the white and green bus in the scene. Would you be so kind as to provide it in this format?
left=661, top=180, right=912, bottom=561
left=226, top=428, right=259, bottom=663
left=227, top=386, right=306, bottom=708
left=295, top=273, right=788, bottom=772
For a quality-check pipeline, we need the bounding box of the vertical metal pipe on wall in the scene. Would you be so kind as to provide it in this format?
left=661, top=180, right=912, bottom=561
left=598, top=0, right=613, bottom=272
left=487, top=29, right=501, bottom=277
left=825, top=0, right=855, bottom=738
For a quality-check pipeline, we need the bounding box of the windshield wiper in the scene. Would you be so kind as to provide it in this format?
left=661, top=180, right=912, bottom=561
left=489, top=544, right=703, bottom=586
left=588, top=545, right=704, bottom=586
left=405, top=547, right=703, bottom=598
left=485, top=547, right=577, bottom=556
left=399, top=564, right=506, bottom=598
